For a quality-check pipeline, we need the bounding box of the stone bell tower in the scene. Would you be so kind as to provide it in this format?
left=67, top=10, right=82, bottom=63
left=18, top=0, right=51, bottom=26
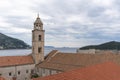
left=32, top=14, right=45, bottom=64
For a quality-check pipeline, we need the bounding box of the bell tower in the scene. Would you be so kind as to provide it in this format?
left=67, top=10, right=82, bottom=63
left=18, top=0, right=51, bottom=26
left=32, top=14, right=45, bottom=64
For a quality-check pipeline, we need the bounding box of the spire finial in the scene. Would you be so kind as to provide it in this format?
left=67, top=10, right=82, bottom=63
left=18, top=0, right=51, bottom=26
left=37, top=13, right=39, bottom=18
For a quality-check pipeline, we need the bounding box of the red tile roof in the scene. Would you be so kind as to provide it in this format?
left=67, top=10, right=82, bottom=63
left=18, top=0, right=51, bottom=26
left=33, top=62, right=120, bottom=80
left=0, top=77, right=5, bottom=80
left=0, top=55, right=34, bottom=67
left=38, top=50, right=120, bottom=71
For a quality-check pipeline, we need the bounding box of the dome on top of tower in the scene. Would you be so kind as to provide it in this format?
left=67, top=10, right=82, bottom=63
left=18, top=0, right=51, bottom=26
left=34, top=14, right=43, bottom=25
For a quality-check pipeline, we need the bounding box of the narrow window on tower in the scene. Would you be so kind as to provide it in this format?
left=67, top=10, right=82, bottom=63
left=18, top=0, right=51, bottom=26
left=38, top=47, right=41, bottom=53
left=39, top=35, right=41, bottom=41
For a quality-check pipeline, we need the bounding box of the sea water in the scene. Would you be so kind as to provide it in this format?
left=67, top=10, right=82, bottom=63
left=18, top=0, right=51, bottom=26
left=0, top=47, right=77, bottom=56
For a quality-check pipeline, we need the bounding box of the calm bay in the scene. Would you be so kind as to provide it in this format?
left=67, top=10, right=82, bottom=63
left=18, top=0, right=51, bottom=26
left=0, top=47, right=77, bottom=56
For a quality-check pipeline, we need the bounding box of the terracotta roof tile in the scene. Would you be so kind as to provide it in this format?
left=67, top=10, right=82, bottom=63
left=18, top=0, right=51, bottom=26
left=33, top=62, right=120, bottom=80
left=38, top=50, right=120, bottom=71
left=39, top=62, right=83, bottom=71
left=0, top=55, right=34, bottom=67
left=0, top=77, right=5, bottom=80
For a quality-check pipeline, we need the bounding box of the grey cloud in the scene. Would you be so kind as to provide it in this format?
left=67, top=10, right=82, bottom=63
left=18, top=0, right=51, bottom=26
left=1, top=0, right=120, bottom=47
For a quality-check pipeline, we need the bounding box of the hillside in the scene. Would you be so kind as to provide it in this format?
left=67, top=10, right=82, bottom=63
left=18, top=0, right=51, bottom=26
left=0, top=33, right=30, bottom=49
left=80, top=41, right=120, bottom=50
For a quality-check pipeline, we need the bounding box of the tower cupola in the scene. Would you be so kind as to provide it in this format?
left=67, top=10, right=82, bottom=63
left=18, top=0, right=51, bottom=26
left=34, top=14, right=43, bottom=30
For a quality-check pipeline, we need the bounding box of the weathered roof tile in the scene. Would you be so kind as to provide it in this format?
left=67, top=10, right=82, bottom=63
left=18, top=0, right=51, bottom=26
left=38, top=50, right=120, bottom=71
left=0, top=55, right=34, bottom=67
left=34, top=62, right=120, bottom=80
left=0, top=77, right=5, bottom=80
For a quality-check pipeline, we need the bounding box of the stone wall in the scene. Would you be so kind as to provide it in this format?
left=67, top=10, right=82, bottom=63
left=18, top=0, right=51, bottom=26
left=77, top=49, right=120, bottom=54
left=36, top=68, right=61, bottom=77
left=77, top=49, right=96, bottom=54
left=0, top=64, right=35, bottom=80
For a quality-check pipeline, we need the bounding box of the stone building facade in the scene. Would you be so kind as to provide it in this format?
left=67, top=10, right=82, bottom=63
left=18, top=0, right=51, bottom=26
left=36, top=68, right=60, bottom=77
left=0, top=64, right=35, bottom=80
left=0, top=56, right=35, bottom=80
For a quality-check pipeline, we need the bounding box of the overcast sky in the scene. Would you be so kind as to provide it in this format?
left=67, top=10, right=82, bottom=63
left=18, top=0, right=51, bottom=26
left=0, top=0, right=120, bottom=47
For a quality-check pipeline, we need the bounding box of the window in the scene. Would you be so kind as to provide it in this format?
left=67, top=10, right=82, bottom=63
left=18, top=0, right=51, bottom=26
left=36, top=24, right=38, bottom=26
left=35, top=23, right=38, bottom=27
left=43, top=69, right=45, bottom=73
left=50, top=70, right=52, bottom=75
left=38, top=35, right=41, bottom=41
left=9, top=72, right=12, bottom=76
left=26, top=70, right=29, bottom=73
left=38, top=47, right=41, bottom=53
left=31, top=69, right=34, bottom=74
left=18, top=71, right=20, bottom=75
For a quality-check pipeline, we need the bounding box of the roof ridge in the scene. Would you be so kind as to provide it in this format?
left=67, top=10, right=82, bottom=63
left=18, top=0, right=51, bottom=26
left=47, top=50, right=59, bottom=62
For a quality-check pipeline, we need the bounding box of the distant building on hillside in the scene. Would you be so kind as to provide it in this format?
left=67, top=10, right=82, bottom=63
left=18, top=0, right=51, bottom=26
left=77, top=49, right=120, bottom=54
left=76, top=49, right=96, bottom=54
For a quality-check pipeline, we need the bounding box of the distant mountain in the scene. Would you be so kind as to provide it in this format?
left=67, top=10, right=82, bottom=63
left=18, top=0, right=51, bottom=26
left=80, top=41, right=120, bottom=50
left=0, top=33, right=30, bottom=49
left=45, top=46, right=54, bottom=48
